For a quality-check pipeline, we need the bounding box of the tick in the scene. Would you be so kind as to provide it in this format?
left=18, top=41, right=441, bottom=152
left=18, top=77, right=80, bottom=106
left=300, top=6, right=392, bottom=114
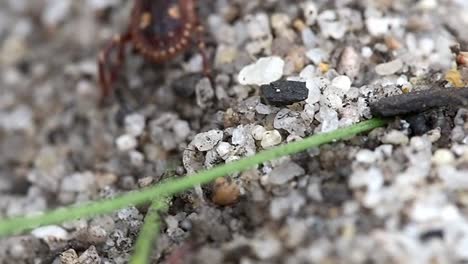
left=97, top=0, right=210, bottom=99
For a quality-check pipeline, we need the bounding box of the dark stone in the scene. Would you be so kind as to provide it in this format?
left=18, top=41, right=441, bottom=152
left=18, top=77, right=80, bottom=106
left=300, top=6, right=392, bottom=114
left=369, top=88, right=468, bottom=117
left=419, top=229, right=444, bottom=242
left=172, top=73, right=203, bottom=98
left=261, top=80, right=308, bottom=106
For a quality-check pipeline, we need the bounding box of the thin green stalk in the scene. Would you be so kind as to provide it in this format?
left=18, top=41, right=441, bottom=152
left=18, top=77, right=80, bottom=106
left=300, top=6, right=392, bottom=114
left=0, top=118, right=387, bottom=237
left=130, top=199, right=169, bottom=264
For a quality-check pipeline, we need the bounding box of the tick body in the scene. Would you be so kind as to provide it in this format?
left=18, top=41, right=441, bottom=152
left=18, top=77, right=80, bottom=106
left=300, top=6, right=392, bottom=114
left=98, top=0, right=209, bottom=99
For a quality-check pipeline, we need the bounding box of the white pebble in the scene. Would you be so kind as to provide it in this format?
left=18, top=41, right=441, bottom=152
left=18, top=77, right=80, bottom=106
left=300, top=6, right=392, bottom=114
left=268, top=162, right=305, bottom=185
left=365, top=17, right=401, bottom=37
left=305, top=79, right=321, bottom=105
left=301, top=28, right=317, bottom=48
left=417, top=0, right=437, bottom=10
left=356, top=149, right=377, bottom=164
left=42, top=0, right=72, bottom=27
left=250, top=236, right=282, bottom=259
left=361, top=46, right=373, bottom=58
left=317, top=10, right=347, bottom=39
left=438, top=166, right=468, bottom=190
left=302, top=1, right=318, bottom=25
left=173, top=120, right=191, bottom=140
left=246, top=13, right=271, bottom=39
left=116, top=134, right=138, bottom=151
left=323, top=92, right=343, bottom=110
left=251, top=125, right=267, bottom=140
left=124, top=113, right=145, bottom=137
left=381, top=130, right=409, bottom=145
left=338, top=47, right=361, bottom=80
left=129, top=150, right=144, bottom=167
left=432, top=149, right=455, bottom=166
left=86, top=0, right=119, bottom=11
left=331, top=75, right=351, bottom=93
left=238, top=56, right=284, bottom=85
left=317, top=106, right=339, bottom=132
left=375, top=59, right=403, bottom=75
left=299, top=65, right=316, bottom=80
left=306, top=48, right=328, bottom=65
left=192, top=130, right=223, bottom=151
left=261, top=130, right=282, bottom=148
left=32, top=225, right=68, bottom=241
left=216, top=142, right=233, bottom=160
left=255, top=103, right=272, bottom=115
left=0, top=105, right=33, bottom=132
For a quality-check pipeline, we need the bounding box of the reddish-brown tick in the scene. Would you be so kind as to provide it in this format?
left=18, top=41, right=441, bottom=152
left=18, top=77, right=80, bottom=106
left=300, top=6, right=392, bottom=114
left=98, top=0, right=210, bottom=99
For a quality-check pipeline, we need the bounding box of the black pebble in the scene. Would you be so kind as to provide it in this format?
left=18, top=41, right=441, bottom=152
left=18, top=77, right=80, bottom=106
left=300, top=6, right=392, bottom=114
left=261, top=80, right=309, bottom=106
left=172, top=73, right=203, bottom=98
left=419, top=229, right=444, bottom=242
left=369, top=88, right=468, bottom=117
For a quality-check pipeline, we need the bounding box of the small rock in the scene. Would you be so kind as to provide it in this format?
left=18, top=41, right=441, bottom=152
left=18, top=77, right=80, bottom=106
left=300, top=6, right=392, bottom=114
left=438, top=166, right=468, bottom=190
left=60, top=171, right=95, bottom=193
left=356, top=149, right=377, bottom=164
left=301, top=27, right=317, bottom=48
left=305, top=79, right=322, bottom=105
left=124, top=113, right=145, bottom=137
left=302, top=1, right=318, bottom=25
left=251, top=125, right=267, bottom=140
left=42, top=0, right=72, bottom=27
left=317, top=10, right=347, bottom=39
left=173, top=120, right=191, bottom=141
left=271, top=14, right=295, bottom=41
left=31, top=225, right=68, bottom=241
left=129, top=150, right=144, bottom=167
left=244, top=13, right=273, bottom=55
left=184, top=54, right=203, bottom=73
left=331, top=75, right=352, bottom=94
left=299, top=64, right=316, bottom=79
left=261, top=80, right=308, bottom=106
left=214, top=44, right=238, bottom=68
left=86, top=0, right=119, bottom=11
left=216, top=142, right=233, bottom=160
left=238, top=56, right=285, bottom=85
left=255, top=103, right=273, bottom=115
left=260, top=130, right=282, bottom=148
left=337, top=46, right=361, bottom=80
left=192, top=130, right=224, bottom=151
left=361, top=46, right=373, bottom=58
left=250, top=235, right=282, bottom=259
left=75, top=226, right=107, bottom=245
left=366, top=17, right=401, bottom=37
left=432, top=149, right=455, bottom=166
left=195, top=77, right=215, bottom=109
left=375, top=59, right=404, bottom=75
left=306, top=48, right=328, bottom=65
left=78, top=246, right=100, bottom=264
left=172, top=73, right=201, bottom=97
left=273, top=109, right=307, bottom=136
left=316, top=106, right=339, bottom=132
left=269, top=191, right=306, bottom=219
left=116, top=134, right=138, bottom=151
left=0, top=105, right=33, bottom=132
left=60, top=249, right=79, bottom=263
left=268, top=161, right=305, bottom=185
left=382, top=130, right=409, bottom=145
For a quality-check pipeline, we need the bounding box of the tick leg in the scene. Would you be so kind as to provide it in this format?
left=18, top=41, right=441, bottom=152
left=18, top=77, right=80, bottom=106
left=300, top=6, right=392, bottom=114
left=97, top=31, right=131, bottom=100
left=194, top=25, right=212, bottom=77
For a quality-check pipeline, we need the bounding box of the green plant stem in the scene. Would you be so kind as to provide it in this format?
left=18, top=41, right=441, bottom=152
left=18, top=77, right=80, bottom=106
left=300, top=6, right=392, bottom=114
left=130, top=199, right=168, bottom=264
left=0, top=118, right=387, bottom=237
